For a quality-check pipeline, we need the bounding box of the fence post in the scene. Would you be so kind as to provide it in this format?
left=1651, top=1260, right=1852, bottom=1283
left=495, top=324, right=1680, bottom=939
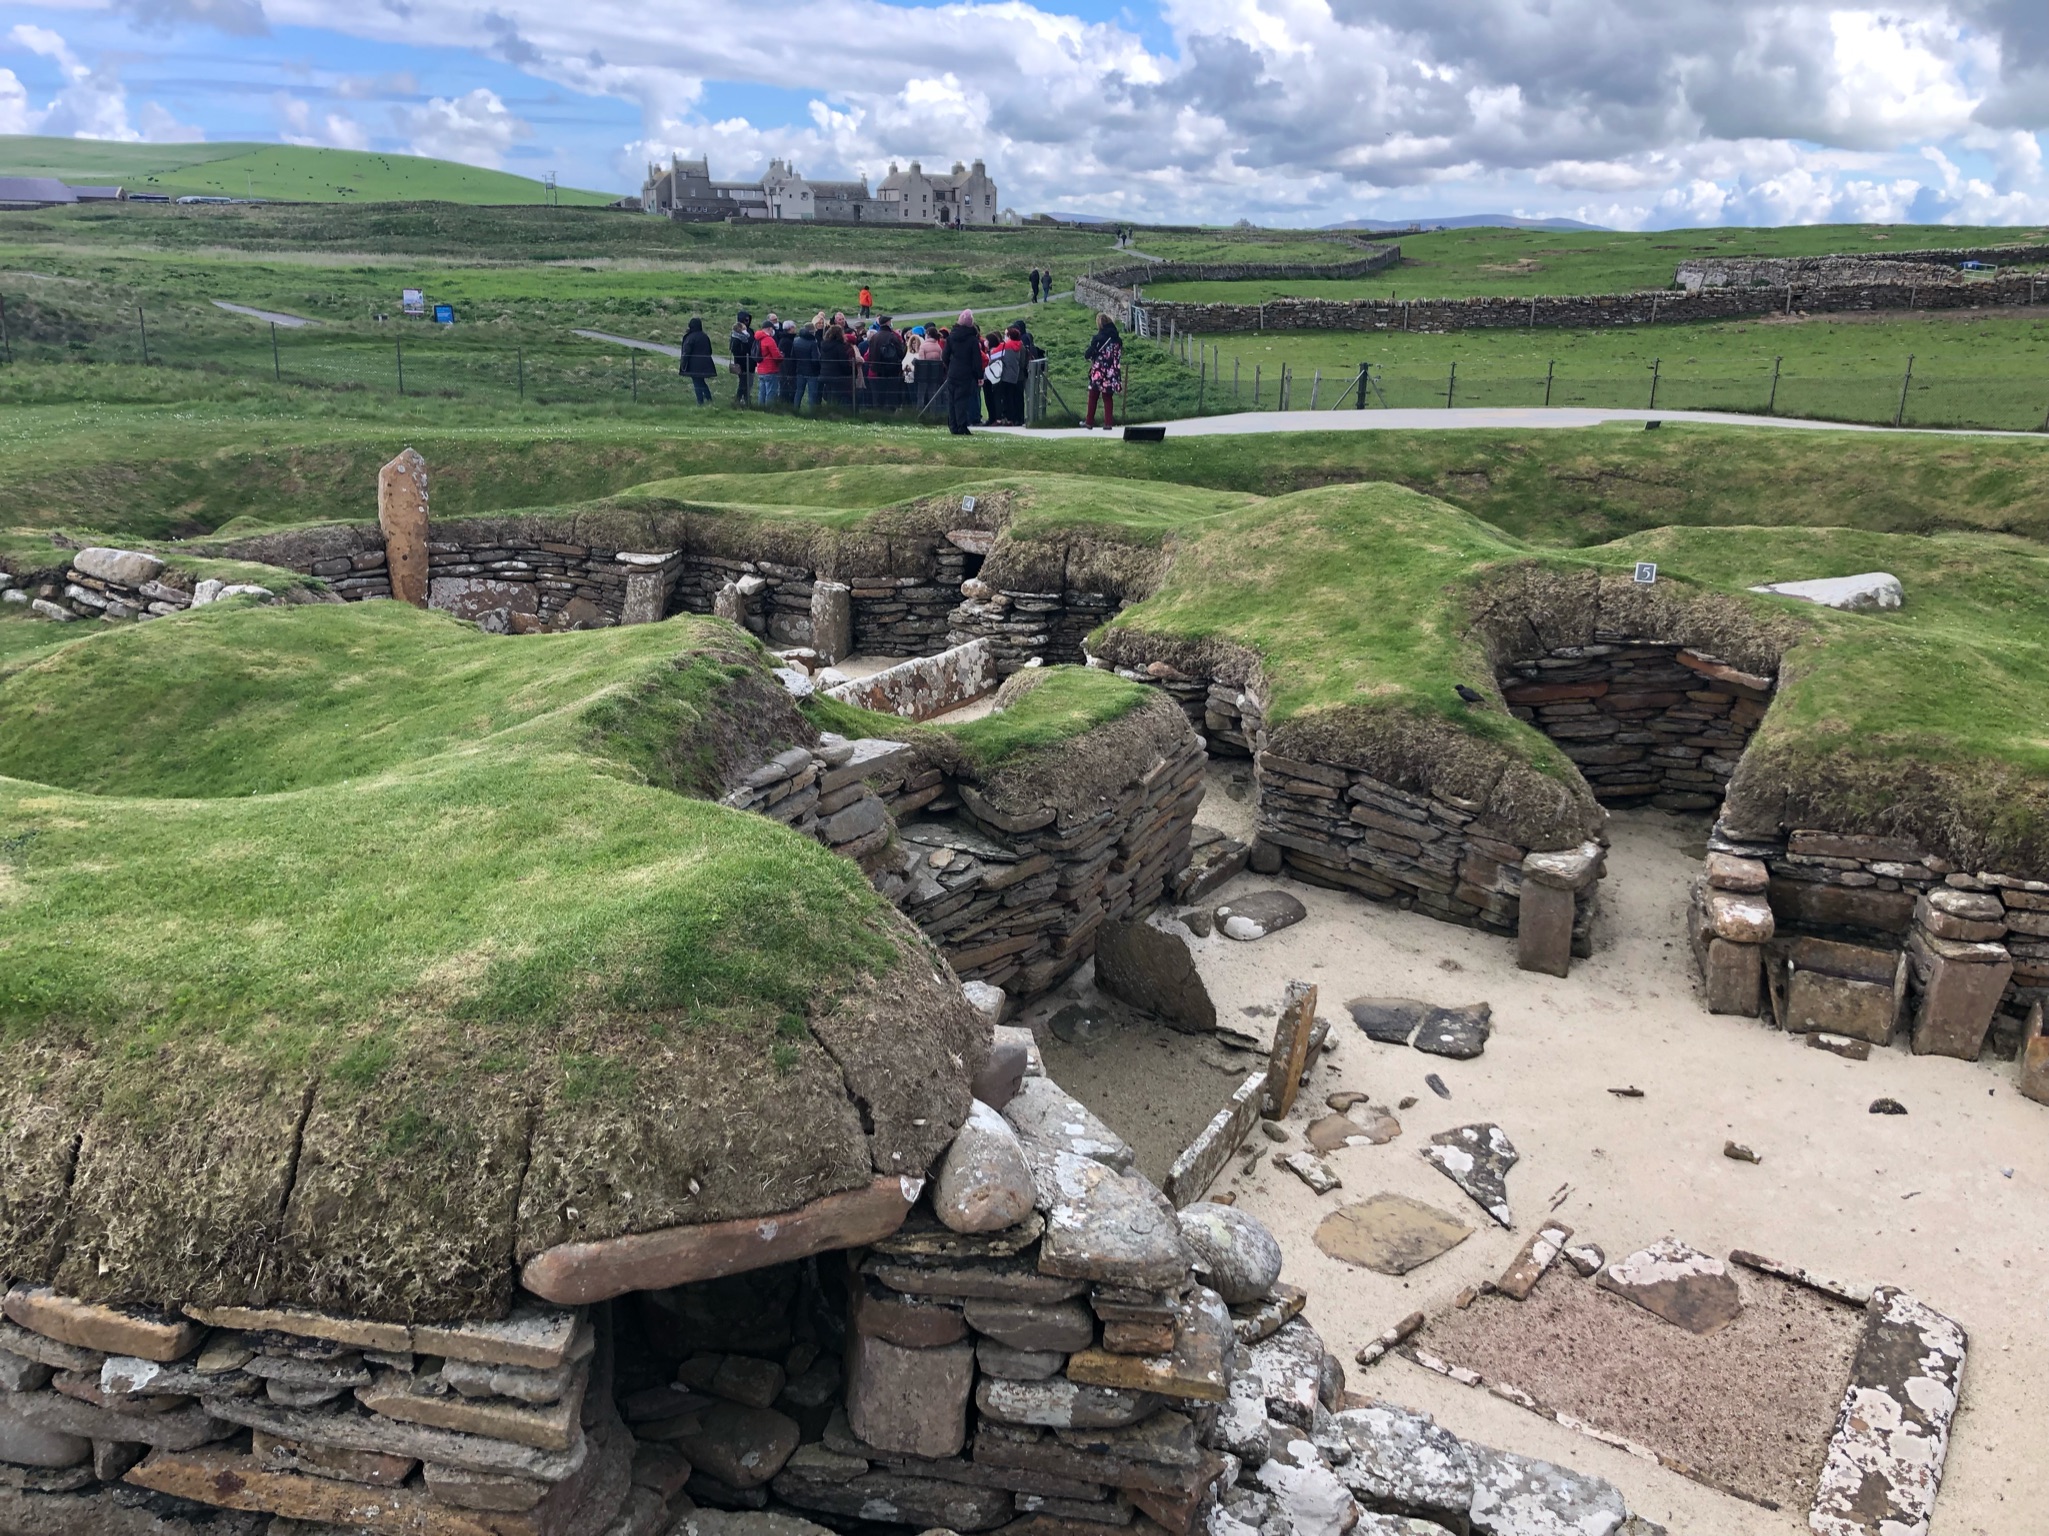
left=1234, top=357, right=1239, bottom=400
left=518, top=347, right=525, bottom=401
left=271, top=321, right=280, bottom=383
left=1767, top=356, right=1781, bottom=414
left=1894, top=354, right=1914, bottom=428
left=1310, top=369, right=1321, bottom=409
left=1648, top=357, right=1660, bottom=410
left=137, top=304, right=150, bottom=366
left=1446, top=361, right=1456, bottom=409
left=0, top=293, right=10, bottom=363
left=1254, top=364, right=1261, bottom=405
left=632, top=352, right=639, bottom=403
left=1544, top=359, right=1555, bottom=407
left=1356, top=362, right=1368, bottom=409
left=396, top=339, right=405, bottom=397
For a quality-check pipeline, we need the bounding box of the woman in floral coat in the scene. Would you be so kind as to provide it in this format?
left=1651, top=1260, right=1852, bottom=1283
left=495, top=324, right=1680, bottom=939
left=1084, top=313, right=1123, bottom=429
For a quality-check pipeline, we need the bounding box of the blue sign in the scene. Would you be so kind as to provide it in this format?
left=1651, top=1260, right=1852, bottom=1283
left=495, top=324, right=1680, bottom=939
left=433, top=304, right=454, bottom=325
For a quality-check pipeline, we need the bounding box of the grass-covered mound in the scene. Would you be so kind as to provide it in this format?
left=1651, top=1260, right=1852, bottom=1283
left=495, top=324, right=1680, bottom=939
left=0, top=602, right=978, bottom=1320
left=1091, top=479, right=2049, bottom=869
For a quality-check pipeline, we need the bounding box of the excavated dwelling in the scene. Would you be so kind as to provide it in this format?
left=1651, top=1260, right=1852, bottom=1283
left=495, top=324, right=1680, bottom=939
left=0, top=460, right=2030, bottom=1535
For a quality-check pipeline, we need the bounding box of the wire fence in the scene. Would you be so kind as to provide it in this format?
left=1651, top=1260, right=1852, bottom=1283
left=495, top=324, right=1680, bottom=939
left=1152, top=329, right=2049, bottom=433
left=7, top=296, right=2047, bottom=434
left=0, top=306, right=1081, bottom=424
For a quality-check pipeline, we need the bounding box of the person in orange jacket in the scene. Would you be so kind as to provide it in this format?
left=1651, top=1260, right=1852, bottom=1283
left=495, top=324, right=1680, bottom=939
left=858, top=285, right=873, bottom=318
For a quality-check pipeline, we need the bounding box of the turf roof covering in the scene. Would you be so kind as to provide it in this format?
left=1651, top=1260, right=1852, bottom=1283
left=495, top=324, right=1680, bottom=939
left=0, top=604, right=981, bottom=1319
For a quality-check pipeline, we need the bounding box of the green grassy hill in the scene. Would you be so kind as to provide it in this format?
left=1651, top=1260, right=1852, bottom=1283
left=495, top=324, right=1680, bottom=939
left=0, top=136, right=614, bottom=205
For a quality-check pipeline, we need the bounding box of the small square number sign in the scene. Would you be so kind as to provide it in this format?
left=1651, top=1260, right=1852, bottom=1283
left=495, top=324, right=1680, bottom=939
left=1633, top=562, right=1658, bottom=585
left=961, top=495, right=977, bottom=513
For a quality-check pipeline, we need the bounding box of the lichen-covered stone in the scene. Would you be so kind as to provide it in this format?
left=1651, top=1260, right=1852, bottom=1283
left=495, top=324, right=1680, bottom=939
left=1177, top=1204, right=1283, bottom=1305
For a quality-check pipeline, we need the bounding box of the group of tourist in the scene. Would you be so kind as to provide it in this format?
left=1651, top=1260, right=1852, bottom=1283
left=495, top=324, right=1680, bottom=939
left=675, top=282, right=1124, bottom=433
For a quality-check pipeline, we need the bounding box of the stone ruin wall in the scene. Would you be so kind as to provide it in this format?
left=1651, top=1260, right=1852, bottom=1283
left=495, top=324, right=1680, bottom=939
left=1675, top=244, right=2049, bottom=289
left=1129, top=272, right=2049, bottom=337
left=1499, top=642, right=1772, bottom=812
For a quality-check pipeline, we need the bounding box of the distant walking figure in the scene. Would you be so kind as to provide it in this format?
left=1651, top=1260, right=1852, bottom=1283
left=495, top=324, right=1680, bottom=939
left=858, top=285, right=873, bottom=318
left=943, top=309, right=983, bottom=435
left=679, top=315, right=716, bottom=404
left=1040, top=268, right=1054, bottom=302
left=1084, top=312, right=1122, bottom=429
left=1029, top=268, right=1041, bottom=303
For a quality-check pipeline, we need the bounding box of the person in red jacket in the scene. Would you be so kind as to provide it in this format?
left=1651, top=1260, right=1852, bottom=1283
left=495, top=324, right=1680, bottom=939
left=752, top=323, right=783, bottom=406
left=858, top=285, right=873, bottom=318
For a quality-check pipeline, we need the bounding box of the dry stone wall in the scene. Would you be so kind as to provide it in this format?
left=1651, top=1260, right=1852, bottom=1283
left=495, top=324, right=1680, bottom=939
left=1130, top=272, right=2049, bottom=336
left=1501, top=642, right=1772, bottom=811
left=1676, top=245, right=2048, bottom=289
left=1702, top=818, right=2047, bottom=1058
left=3, top=545, right=326, bottom=625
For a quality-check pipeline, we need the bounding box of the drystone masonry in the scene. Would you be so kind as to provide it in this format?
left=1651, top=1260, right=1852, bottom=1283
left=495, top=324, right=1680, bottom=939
left=1675, top=245, right=2048, bottom=289
left=1501, top=642, right=1773, bottom=811
left=8, top=545, right=323, bottom=624
left=823, top=641, right=1000, bottom=722
left=949, top=580, right=1121, bottom=676
left=1697, top=819, right=2049, bottom=1064
left=1075, top=239, right=1400, bottom=328
left=1129, top=272, right=2049, bottom=337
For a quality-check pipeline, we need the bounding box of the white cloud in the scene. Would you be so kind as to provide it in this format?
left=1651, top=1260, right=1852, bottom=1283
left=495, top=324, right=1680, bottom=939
left=138, top=100, right=204, bottom=141
left=277, top=92, right=369, bottom=150
left=28, top=0, right=2049, bottom=223
left=399, top=88, right=528, bottom=168
left=0, top=68, right=31, bottom=136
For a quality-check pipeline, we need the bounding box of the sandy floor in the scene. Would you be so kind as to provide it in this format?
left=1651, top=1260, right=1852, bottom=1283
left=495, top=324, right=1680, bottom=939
left=1018, top=805, right=2045, bottom=1536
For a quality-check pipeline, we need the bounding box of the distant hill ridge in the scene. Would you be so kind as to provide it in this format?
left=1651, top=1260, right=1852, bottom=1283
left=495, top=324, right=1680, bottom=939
left=0, top=137, right=614, bottom=206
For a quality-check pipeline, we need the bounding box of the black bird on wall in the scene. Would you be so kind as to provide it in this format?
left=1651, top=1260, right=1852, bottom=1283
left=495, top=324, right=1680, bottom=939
left=1454, top=684, right=1484, bottom=705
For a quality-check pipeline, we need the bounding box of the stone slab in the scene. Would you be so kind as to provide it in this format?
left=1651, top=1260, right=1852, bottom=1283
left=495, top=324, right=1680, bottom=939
left=1229, top=1282, right=1307, bottom=1346
left=1065, top=1291, right=1228, bottom=1404
left=975, top=1378, right=1163, bottom=1429
left=1465, top=1442, right=1627, bottom=1536
left=252, top=1430, right=418, bottom=1488
left=773, top=1466, right=1013, bottom=1531
left=1419, top=1124, right=1518, bottom=1228
left=1911, top=949, right=2012, bottom=1060
left=1163, top=1072, right=1267, bottom=1210
left=1496, top=1223, right=1573, bottom=1302
left=1004, top=1078, right=1137, bottom=1173
left=1786, top=966, right=1900, bottom=1045
left=1597, top=1241, right=1744, bottom=1335
left=1747, top=572, right=1902, bottom=612
left=184, top=1305, right=412, bottom=1355
left=869, top=1258, right=1089, bottom=1306
left=206, top=1395, right=586, bottom=1482
left=1517, top=881, right=1576, bottom=978
left=0, top=1390, right=227, bottom=1451
left=854, top=1285, right=969, bottom=1349
left=1314, top=1195, right=1472, bottom=1276
left=1033, top=1149, right=1193, bottom=1291
left=1331, top=1401, right=1471, bottom=1526
left=522, top=1176, right=916, bottom=1304
left=1095, top=920, right=1216, bottom=1035
left=2, top=1289, right=201, bottom=1363
left=1810, top=1288, right=1966, bottom=1536
left=356, top=1367, right=584, bottom=1451
left=964, top=1297, right=1096, bottom=1354
left=1262, top=982, right=1317, bottom=1120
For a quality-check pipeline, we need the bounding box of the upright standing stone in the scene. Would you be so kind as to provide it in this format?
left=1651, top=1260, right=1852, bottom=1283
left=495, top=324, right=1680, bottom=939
left=377, top=448, right=430, bottom=608
left=619, top=553, right=680, bottom=626
left=2017, top=1003, right=2049, bottom=1106
left=810, top=582, right=852, bottom=665
left=1263, top=981, right=1317, bottom=1119
left=1911, top=943, right=2012, bottom=1060
left=1519, top=843, right=1600, bottom=978
left=715, top=583, right=748, bottom=627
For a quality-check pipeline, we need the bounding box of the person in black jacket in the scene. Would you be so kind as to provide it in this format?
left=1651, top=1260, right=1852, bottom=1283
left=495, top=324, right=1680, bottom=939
left=678, top=316, right=716, bottom=405
left=729, top=310, right=753, bottom=404
left=942, top=310, right=982, bottom=435
left=788, top=324, right=821, bottom=412
left=865, top=318, right=905, bottom=411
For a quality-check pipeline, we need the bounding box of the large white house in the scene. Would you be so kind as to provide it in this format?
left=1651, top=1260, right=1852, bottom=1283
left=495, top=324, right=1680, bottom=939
left=641, top=155, right=996, bottom=226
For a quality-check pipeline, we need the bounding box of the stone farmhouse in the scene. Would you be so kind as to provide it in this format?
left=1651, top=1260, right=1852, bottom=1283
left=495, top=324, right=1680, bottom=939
left=641, top=155, right=997, bottom=225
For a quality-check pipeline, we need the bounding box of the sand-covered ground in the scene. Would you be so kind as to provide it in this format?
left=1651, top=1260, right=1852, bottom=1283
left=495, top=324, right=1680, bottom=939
left=1023, top=797, right=2044, bottom=1536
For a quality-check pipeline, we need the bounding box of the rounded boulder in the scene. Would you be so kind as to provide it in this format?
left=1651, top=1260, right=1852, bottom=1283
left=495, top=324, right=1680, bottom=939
left=1177, top=1201, right=1283, bottom=1304
left=933, top=1099, right=1037, bottom=1233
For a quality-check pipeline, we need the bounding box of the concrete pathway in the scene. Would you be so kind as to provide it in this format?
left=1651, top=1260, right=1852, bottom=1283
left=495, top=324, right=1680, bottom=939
left=574, top=329, right=682, bottom=359
left=981, top=404, right=2047, bottom=441
left=213, top=300, right=316, bottom=327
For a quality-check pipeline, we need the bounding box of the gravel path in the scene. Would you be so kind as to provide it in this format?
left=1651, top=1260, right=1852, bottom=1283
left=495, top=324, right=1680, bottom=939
left=213, top=300, right=317, bottom=327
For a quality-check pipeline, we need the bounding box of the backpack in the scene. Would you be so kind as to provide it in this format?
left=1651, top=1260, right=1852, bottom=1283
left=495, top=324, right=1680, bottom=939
left=999, top=346, right=1024, bottom=385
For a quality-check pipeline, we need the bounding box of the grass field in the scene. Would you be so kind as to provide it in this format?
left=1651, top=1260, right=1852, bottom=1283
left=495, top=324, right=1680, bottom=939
left=0, top=136, right=613, bottom=205
left=1142, top=222, right=2049, bottom=302
left=1148, top=307, right=2049, bottom=430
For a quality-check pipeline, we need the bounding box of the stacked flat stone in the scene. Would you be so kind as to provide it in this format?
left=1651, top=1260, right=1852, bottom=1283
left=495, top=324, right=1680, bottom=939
left=826, top=1063, right=1249, bottom=1536
left=950, top=582, right=1119, bottom=676
left=720, top=738, right=909, bottom=872
left=1705, top=819, right=2049, bottom=1062
left=1501, top=643, right=1771, bottom=810
left=0, top=1284, right=637, bottom=1534
left=14, top=546, right=302, bottom=625
left=1688, top=853, right=1774, bottom=1016
left=898, top=734, right=1205, bottom=997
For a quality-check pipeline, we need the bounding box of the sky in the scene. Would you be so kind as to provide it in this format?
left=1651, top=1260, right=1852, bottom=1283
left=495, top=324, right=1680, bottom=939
left=2, top=0, right=2048, bottom=229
